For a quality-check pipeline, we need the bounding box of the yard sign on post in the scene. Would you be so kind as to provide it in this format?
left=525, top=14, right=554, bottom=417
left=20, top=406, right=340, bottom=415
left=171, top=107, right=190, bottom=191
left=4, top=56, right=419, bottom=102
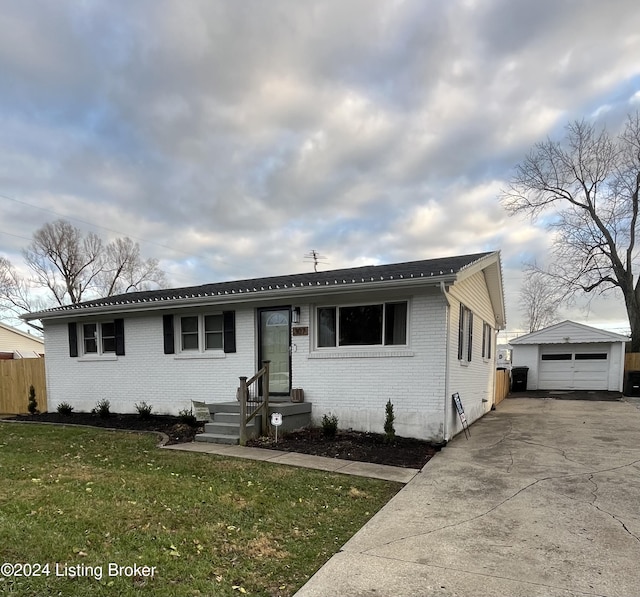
left=271, top=412, right=283, bottom=442
left=452, top=393, right=470, bottom=439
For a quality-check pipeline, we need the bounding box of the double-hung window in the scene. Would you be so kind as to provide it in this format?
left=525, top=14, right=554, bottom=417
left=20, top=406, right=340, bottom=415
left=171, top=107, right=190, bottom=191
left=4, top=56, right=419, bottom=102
left=458, top=304, right=473, bottom=362
left=77, top=320, right=124, bottom=356
left=317, top=302, right=408, bottom=348
left=179, top=314, right=224, bottom=352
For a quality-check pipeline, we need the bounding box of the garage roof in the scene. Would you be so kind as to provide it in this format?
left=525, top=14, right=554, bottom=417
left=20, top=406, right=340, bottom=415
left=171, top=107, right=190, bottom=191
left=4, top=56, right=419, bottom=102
left=510, top=320, right=629, bottom=345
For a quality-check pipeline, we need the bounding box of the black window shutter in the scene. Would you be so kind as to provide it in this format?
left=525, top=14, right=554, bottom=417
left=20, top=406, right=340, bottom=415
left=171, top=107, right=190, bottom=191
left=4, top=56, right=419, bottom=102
left=482, top=323, right=487, bottom=359
left=487, top=326, right=492, bottom=359
left=467, top=311, right=474, bottom=362
left=457, top=304, right=464, bottom=360
left=223, top=311, right=236, bottom=353
left=68, top=322, right=78, bottom=357
left=114, top=318, right=125, bottom=356
left=163, top=315, right=175, bottom=354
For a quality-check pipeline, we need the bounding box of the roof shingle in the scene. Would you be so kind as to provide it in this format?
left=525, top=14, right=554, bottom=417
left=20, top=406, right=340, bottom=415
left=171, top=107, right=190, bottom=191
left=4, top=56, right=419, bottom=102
left=24, top=251, right=495, bottom=319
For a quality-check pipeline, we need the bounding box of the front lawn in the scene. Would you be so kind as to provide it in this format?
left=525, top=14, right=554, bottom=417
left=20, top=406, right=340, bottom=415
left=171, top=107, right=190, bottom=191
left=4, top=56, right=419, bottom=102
left=0, top=424, right=401, bottom=597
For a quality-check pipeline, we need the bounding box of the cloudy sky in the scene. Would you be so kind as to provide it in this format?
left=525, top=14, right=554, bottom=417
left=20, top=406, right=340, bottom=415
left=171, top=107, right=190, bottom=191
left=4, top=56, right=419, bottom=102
left=1, top=0, right=640, bottom=337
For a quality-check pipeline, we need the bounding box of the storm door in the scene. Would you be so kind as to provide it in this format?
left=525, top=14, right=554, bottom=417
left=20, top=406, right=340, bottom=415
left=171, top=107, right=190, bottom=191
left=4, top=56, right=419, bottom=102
left=258, top=307, right=291, bottom=396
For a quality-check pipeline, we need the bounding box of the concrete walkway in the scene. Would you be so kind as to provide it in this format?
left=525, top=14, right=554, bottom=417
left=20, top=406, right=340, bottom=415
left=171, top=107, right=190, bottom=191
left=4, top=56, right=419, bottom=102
left=294, top=398, right=640, bottom=597
left=162, top=441, right=419, bottom=484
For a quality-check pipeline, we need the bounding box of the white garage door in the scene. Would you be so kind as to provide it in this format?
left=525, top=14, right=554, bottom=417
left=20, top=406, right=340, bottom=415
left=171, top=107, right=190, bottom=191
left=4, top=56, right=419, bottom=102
left=539, top=345, right=610, bottom=390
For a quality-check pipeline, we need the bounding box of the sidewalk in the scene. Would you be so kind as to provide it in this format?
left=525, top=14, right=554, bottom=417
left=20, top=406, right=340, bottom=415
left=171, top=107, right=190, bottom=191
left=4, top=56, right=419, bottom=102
left=162, top=441, right=419, bottom=484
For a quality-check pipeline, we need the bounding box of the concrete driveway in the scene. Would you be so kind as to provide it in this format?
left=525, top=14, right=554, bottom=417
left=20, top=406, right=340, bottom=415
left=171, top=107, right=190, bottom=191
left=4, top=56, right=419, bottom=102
left=295, top=397, right=640, bottom=597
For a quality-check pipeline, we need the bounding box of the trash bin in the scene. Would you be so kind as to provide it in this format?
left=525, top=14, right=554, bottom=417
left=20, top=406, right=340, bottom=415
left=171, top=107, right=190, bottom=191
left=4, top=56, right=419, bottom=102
left=624, top=371, right=640, bottom=396
left=511, top=366, right=529, bottom=392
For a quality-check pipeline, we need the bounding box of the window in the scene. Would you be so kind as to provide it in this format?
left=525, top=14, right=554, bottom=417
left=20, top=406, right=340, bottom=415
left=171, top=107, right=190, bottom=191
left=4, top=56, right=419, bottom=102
left=83, top=323, right=98, bottom=354
left=73, top=320, right=125, bottom=357
left=163, top=312, right=236, bottom=355
left=101, top=322, right=116, bottom=353
left=458, top=305, right=473, bottom=362
left=317, top=302, right=408, bottom=348
left=482, top=322, right=492, bottom=359
left=575, top=353, right=607, bottom=360
left=179, top=314, right=224, bottom=352
left=541, top=353, right=572, bottom=361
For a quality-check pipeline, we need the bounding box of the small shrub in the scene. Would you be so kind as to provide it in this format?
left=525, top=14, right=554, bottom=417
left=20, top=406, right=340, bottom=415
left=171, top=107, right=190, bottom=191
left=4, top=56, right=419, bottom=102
left=178, top=408, right=198, bottom=427
left=27, top=385, right=39, bottom=415
left=135, top=401, right=153, bottom=420
left=57, top=402, right=74, bottom=415
left=384, top=399, right=395, bottom=443
left=95, top=399, right=111, bottom=419
left=321, top=413, right=338, bottom=438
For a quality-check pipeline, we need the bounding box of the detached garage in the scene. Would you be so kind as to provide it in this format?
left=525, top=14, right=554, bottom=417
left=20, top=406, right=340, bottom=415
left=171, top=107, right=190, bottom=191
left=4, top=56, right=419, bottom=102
left=510, top=321, right=628, bottom=392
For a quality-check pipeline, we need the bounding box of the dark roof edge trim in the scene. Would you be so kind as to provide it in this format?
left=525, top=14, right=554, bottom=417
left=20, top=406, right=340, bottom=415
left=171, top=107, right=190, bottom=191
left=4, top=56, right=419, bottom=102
left=22, top=275, right=459, bottom=321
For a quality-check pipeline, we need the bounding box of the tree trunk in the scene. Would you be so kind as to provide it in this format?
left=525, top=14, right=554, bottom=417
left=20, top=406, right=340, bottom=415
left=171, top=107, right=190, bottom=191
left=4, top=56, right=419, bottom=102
left=625, top=289, right=640, bottom=352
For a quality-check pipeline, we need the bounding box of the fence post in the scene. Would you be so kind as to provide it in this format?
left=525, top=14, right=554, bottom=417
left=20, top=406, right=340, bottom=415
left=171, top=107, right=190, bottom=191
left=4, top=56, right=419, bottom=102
left=262, top=361, right=270, bottom=436
left=239, top=376, right=248, bottom=446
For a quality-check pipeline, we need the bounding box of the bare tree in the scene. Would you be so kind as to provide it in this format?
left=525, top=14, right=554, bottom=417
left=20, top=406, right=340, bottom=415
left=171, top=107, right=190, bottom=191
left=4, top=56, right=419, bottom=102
left=96, top=237, right=166, bottom=296
left=519, top=268, right=563, bottom=332
left=502, top=113, right=640, bottom=349
left=0, top=256, right=43, bottom=330
left=22, top=219, right=166, bottom=308
left=24, top=220, right=103, bottom=306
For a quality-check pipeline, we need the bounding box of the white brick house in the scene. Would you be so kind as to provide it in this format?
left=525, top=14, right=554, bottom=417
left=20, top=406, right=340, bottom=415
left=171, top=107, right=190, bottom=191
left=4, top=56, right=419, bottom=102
left=23, top=251, right=505, bottom=442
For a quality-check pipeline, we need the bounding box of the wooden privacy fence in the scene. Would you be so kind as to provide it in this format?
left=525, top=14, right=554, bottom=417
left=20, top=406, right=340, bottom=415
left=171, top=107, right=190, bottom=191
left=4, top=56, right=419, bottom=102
left=625, top=353, right=640, bottom=373
left=494, top=369, right=510, bottom=406
left=0, top=358, right=47, bottom=414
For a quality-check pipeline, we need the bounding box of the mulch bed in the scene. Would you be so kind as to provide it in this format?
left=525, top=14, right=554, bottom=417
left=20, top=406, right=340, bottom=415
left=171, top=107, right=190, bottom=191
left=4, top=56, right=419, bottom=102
left=248, top=427, right=441, bottom=469
left=6, top=413, right=441, bottom=468
left=6, top=412, right=203, bottom=445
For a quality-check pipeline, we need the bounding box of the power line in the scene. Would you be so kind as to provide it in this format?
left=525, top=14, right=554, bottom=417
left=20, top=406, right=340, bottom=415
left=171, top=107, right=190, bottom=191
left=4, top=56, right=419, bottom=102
left=0, top=192, right=226, bottom=286
left=0, top=192, right=203, bottom=259
left=0, top=229, right=33, bottom=242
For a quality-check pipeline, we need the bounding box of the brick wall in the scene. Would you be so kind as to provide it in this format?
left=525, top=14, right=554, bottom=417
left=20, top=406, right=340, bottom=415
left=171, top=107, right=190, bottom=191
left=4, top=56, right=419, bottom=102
left=292, top=288, right=449, bottom=440
left=44, top=308, right=255, bottom=416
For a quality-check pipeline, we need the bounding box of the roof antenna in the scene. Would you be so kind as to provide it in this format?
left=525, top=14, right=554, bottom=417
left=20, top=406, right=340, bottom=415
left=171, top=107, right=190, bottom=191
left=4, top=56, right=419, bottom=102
left=304, top=250, right=328, bottom=272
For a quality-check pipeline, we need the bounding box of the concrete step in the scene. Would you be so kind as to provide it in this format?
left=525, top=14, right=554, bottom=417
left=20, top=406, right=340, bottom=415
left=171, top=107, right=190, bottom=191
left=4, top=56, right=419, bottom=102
left=214, top=412, right=243, bottom=424
left=204, top=420, right=259, bottom=435
left=194, top=433, right=239, bottom=445
left=208, top=402, right=242, bottom=415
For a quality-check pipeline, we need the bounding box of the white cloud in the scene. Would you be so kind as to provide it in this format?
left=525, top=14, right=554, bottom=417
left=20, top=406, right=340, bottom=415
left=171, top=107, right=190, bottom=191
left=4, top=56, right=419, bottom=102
left=1, top=0, right=640, bottom=333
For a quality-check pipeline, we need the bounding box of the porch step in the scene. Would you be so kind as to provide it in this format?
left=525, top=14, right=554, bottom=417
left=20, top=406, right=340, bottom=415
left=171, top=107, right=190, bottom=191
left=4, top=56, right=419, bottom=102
left=195, top=433, right=240, bottom=445
left=194, top=402, right=262, bottom=445
left=203, top=419, right=260, bottom=436
left=195, top=399, right=312, bottom=445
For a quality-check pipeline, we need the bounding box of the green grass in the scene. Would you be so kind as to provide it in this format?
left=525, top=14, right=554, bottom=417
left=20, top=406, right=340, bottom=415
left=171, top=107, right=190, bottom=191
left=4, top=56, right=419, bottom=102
left=0, top=424, right=401, bottom=597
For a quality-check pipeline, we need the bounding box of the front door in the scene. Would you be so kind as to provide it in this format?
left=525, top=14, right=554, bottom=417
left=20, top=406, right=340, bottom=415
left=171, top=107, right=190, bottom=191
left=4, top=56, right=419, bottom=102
left=258, top=307, right=291, bottom=396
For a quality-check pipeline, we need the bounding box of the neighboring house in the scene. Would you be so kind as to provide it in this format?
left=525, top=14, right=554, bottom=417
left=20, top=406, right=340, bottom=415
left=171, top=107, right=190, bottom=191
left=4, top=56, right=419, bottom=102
left=510, top=320, right=628, bottom=392
left=0, top=322, right=44, bottom=359
left=23, top=251, right=506, bottom=442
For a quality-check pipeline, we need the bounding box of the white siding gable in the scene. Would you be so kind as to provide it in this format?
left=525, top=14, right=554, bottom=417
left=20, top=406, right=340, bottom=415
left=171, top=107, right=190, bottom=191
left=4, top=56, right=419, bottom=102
left=0, top=323, right=44, bottom=356
left=511, top=321, right=628, bottom=345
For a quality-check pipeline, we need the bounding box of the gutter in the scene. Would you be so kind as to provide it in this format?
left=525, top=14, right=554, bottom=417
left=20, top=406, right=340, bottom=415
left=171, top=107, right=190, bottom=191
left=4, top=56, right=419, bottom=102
left=22, top=274, right=458, bottom=322
left=440, top=280, right=452, bottom=442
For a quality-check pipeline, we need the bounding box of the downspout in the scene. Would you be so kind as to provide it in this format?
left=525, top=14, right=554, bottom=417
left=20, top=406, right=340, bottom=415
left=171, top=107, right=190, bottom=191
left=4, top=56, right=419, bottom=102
left=440, top=281, right=450, bottom=443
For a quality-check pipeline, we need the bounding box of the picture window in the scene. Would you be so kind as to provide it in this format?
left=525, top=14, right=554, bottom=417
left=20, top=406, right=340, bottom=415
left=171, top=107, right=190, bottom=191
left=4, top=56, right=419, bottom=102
left=317, top=302, right=408, bottom=348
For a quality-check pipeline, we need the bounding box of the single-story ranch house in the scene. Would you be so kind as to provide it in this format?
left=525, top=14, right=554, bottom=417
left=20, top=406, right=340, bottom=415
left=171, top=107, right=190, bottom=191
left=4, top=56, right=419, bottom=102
left=23, top=251, right=505, bottom=442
